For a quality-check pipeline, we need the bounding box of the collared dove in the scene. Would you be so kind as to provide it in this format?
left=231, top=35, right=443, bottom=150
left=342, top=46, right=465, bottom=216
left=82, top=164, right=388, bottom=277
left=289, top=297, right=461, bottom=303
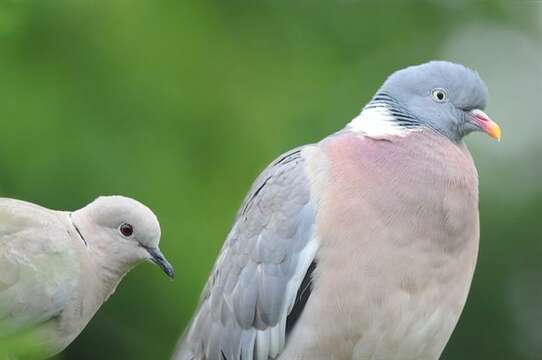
left=174, top=61, right=501, bottom=360
left=0, top=195, right=174, bottom=358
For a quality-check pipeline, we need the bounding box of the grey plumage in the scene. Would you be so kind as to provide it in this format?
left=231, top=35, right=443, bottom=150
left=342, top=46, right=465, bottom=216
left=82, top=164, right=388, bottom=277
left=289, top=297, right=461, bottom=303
left=175, top=61, right=501, bottom=360
left=177, top=149, right=318, bottom=360
left=378, top=61, right=489, bottom=141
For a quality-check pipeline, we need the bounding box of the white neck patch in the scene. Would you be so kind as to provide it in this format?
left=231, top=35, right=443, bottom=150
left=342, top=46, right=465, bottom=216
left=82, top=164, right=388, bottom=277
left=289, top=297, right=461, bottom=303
left=348, top=106, right=415, bottom=137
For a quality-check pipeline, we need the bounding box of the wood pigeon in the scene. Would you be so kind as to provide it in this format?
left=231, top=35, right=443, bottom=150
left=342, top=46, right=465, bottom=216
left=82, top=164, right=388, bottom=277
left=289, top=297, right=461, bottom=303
left=174, top=61, right=501, bottom=360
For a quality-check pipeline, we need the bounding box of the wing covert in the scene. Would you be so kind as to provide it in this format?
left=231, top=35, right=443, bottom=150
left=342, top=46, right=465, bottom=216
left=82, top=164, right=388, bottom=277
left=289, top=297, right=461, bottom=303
left=177, top=147, right=319, bottom=360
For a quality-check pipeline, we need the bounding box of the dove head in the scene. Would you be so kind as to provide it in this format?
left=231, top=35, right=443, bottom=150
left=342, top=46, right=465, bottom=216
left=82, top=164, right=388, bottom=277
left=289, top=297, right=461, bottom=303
left=72, top=196, right=174, bottom=279
left=353, top=61, right=501, bottom=142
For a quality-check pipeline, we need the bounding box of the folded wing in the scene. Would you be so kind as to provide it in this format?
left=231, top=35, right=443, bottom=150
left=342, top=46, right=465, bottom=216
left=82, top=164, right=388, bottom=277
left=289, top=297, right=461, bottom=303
left=176, top=148, right=318, bottom=360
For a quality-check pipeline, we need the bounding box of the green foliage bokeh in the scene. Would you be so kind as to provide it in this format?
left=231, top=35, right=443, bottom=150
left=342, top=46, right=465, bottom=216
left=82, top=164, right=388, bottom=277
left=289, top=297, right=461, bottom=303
left=0, top=1, right=540, bottom=359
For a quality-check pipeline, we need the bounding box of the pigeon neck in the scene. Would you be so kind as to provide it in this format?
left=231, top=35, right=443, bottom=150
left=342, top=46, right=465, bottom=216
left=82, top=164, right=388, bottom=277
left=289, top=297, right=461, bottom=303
left=348, top=91, right=423, bottom=137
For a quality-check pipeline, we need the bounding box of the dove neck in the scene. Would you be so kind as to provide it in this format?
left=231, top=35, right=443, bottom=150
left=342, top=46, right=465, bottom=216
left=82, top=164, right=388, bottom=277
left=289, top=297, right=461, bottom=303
left=93, top=247, right=135, bottom=296
left=70, top=210, right=138, bottom=304
left=91, top=242, right=139, bottom=303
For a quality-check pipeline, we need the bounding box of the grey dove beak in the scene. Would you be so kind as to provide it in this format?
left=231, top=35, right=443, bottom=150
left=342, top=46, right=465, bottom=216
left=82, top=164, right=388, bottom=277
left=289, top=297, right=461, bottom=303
left=144, top=246, right=175, bottom=279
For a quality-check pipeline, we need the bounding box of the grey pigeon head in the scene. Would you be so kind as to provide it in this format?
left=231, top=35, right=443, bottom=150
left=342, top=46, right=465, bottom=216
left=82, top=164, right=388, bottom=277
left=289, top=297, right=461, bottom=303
left=377, top=61, right=500, bottom=142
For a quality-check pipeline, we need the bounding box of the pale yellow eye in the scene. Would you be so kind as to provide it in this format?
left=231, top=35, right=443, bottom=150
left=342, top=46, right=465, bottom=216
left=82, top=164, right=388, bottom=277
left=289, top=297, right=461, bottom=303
left=431, top=88, right=448, bottom=102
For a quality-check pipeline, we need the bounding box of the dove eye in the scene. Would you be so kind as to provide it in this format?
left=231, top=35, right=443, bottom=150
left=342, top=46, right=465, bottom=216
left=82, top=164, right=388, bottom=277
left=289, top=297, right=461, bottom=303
left=431, top=88, right=448, bottom=102
left=119, top=223, right=134, bottom=237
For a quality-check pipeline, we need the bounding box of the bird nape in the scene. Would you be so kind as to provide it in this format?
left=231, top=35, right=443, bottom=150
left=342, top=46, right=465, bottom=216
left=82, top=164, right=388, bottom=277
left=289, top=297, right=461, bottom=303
left=174, top=61, right=501, bottom=360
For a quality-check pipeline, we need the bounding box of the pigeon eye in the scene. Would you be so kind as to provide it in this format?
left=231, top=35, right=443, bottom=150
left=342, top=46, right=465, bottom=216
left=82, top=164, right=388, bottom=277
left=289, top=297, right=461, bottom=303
left=431, top=89, right=448, bottom=102
left=119, top=223, right=134, bottom=237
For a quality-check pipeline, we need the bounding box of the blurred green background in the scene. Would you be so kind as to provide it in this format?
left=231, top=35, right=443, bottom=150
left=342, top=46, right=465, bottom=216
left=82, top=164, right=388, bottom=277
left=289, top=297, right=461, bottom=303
left=0, top=0, right=540, bottom=359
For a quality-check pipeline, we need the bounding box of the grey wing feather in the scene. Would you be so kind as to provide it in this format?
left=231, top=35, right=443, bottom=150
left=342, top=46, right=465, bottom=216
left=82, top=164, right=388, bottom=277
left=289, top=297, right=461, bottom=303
left=176, top=147, right=318, bottom=360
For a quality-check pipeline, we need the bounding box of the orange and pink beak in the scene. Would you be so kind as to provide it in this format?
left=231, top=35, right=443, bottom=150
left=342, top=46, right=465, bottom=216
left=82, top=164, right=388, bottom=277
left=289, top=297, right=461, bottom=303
left=469, top=109, right=502, bottom=141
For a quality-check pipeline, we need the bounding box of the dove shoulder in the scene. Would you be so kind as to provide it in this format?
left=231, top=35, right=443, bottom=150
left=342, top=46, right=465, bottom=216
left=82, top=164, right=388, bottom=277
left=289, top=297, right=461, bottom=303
left=0, top=198, right=81, bottom=336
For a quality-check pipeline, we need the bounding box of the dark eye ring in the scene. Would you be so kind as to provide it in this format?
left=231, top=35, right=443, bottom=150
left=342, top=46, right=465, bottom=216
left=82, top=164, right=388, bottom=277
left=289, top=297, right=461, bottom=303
left=119, top=223, right=134, bottom=237
left=431, top=88, right=448, bottom=102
